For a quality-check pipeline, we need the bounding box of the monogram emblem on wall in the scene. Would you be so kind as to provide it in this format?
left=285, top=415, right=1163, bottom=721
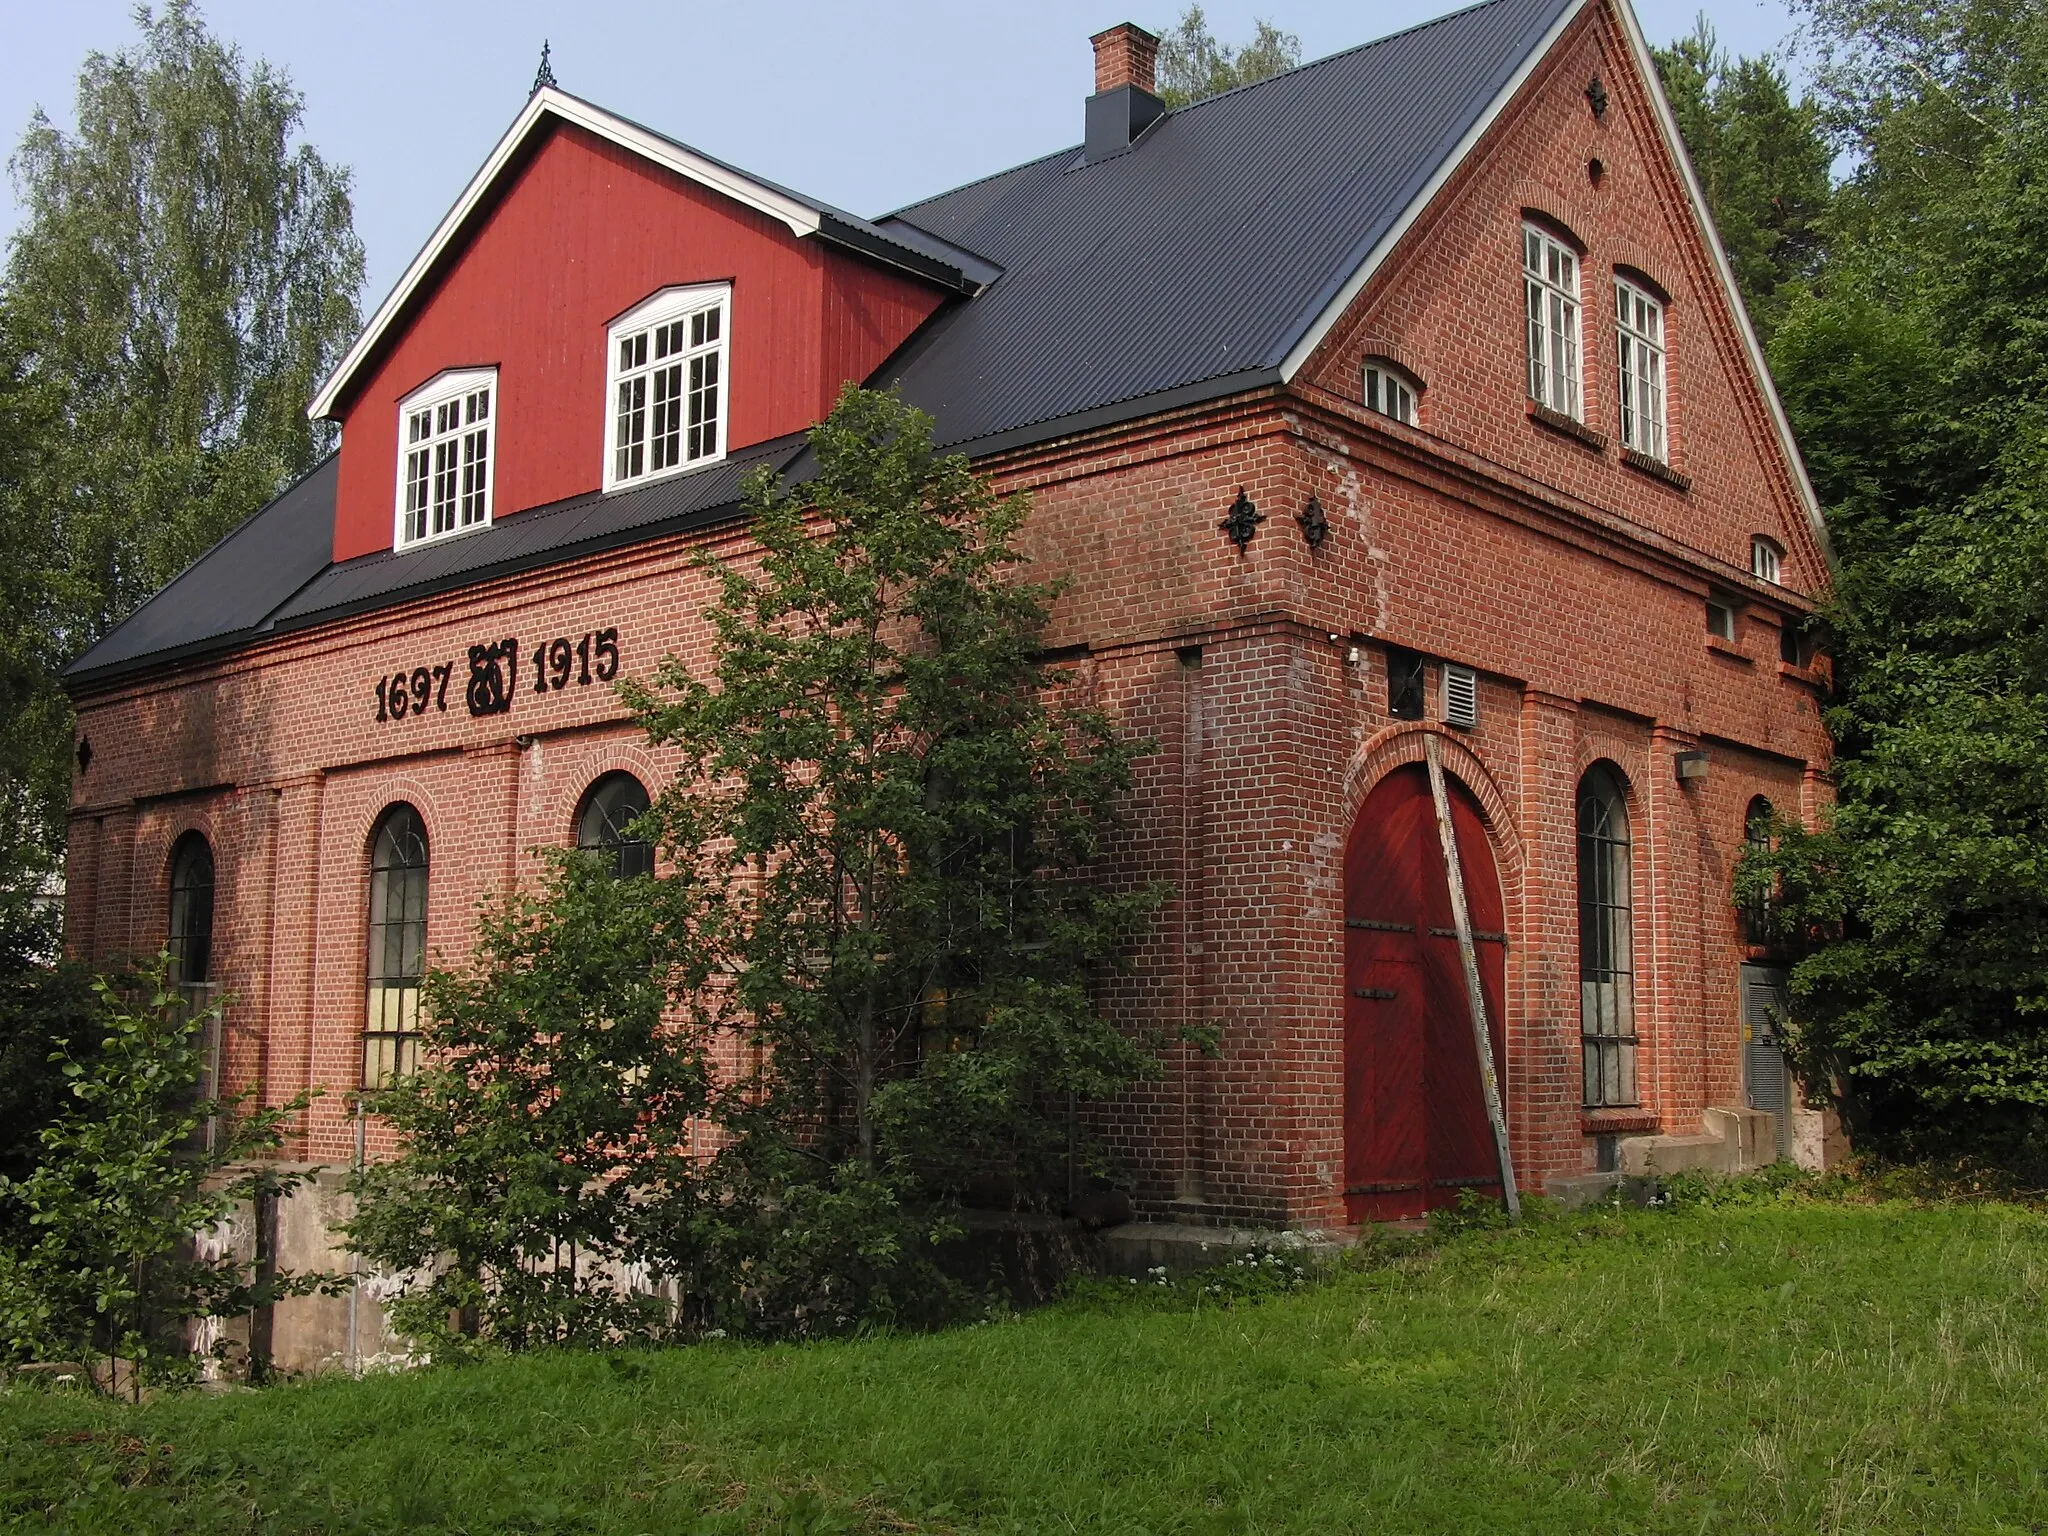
left=465, top=639, right=520, bottom=717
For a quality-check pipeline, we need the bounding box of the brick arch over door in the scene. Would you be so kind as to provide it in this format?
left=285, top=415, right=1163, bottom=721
left=1339, top=726, right=1515, bottom=1223
left=1342, top=723, right=1524, bottom=882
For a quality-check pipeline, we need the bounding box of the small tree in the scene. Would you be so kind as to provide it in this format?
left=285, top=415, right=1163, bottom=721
left=346, top=853, right=721, bottom=1355
left=0, top=960, right=322, bottom=1393
left=1155, top=6, right=1301, bottom=109
left=350, top=390, right=1162, bottom=1346
left=1652, top=23, right=1832, bottom=344
left=1731, top=0, right=2048, bottom=1160
left=626, top=386, right=1165, bottom=1335
left=0, top=0, right=364, bottom=912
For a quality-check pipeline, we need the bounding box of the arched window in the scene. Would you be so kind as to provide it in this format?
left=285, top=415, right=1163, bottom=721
left=1578, top=766, right=1637, bottom=1107
left=167, top=832, right=215, bottom=994
left=364, top=805, right=429, bottom=1089
left=1742, top=796, right=1775, bottom=946
left=1362, top=358, right=1421, bottom=426
left=576, top=772, right=653, bottom=879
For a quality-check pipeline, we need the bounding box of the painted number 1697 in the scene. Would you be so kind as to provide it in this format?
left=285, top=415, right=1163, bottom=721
left=374, top=663, right=453, bottom=721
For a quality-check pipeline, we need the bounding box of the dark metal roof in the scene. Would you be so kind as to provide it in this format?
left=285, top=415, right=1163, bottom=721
left=880, top=0, right=1574, bottom=453
left=63, top=455, right=340, bottom=683
left=266, top=432, right=807, bottom=629
left=67, top=0, right=1574, bottom=688
left=64, top=434, right=809, bottom=686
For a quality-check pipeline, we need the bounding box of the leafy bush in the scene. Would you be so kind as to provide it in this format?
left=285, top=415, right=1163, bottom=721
left=345, top=853, right=717, bottom=1355
left=0, top=959, right=325, bottom=1391
left=0, top=911, right=99, bottom=1223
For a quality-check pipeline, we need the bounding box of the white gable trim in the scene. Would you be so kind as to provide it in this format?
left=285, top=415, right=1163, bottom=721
left=1279, top=0, right=1828, bottom=562
left=308, top=88, right=821, bottom=422
left=1278, top=0, right=1587, bottom=382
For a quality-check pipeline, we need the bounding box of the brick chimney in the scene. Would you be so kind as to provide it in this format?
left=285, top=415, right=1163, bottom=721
left=1092, top=22, right=1160, bottom=95
left=1085, top=23, right=1164, bottom=161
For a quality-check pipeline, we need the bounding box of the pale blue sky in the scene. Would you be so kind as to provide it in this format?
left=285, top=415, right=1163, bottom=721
left=1, top=0, right=1800, bottom=312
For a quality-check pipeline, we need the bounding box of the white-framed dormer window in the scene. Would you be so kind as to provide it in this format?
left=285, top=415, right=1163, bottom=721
left=1751, top=536, right=1784, bottom=584
left=395, top=368, right=495, bottom=549
left=1363, top=359, right=1420, bottom=426
left=1615, top=278, right=1667, bottom=460
left=605, top=283, right=730, bottom=492
left=1523, top=224, right=1582, bottom=419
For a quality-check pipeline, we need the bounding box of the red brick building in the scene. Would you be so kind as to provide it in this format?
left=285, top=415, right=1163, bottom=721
left=63, top=0, right=1833, bottom=1356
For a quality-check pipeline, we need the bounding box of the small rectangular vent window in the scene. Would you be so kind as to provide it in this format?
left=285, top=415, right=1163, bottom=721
left=1364, top=363, right=1418, bottom=426
left=1443, top=663, right=1479, bottom=729
left=1387, top=646, right=1426, bottom=720
left=1707, top=598, right=1737, bottom=641
left=1751, top=537, right=1783, bottom=584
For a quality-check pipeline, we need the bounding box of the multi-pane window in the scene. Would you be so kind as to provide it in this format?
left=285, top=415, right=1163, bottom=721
left=1524, top=225, right=1582, bottom=419
left=1779, top=618, right=1803, bottom=667
left=1742, top=795, right=1775, bottom=947
left=1615, top=279, right=1666, bottom=460
left=397, top=370, right=495, bottom=548
left=167, top=832, right=215, bottom=994
left=577, top=771, right=654, bottom=880
left=1363, top=361, right=1418, bottom=426
left=1578, top=766, right=1637, bottom=1107
left=167, top=831, right=220, bottom=1146
left=364, top=805, right=429, bottom=1090
left=1751, top=536, right=1783, bottom=584
left=606, top=286, right=729, bottom=490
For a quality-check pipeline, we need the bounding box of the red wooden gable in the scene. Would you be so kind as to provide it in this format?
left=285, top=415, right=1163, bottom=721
left=328, top=120, right=949, bottom=563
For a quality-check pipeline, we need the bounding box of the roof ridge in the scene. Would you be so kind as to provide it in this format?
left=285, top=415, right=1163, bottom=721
left=885, top=0, right=1536, bottom=222
left=1164, top=0, right=1536, bottom=118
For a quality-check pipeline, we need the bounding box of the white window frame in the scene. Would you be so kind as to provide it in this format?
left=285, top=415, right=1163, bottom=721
left=1615, top=278, right=1668, bottom=460
left=1523, top=224, right=1582, bottom=420
left=1707, top=596, right=1738, bottom=641
left=1751, top=536, right=1784, bottom=584
left=603, top=283, right=731, bottom=493
left=393, top=367, right=496, bottom=550
left=1363, top=359, right=1420, bottom=426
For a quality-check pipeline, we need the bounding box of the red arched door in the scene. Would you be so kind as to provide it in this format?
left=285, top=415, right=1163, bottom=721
left=1343, top=762, right=1508, bottom=1222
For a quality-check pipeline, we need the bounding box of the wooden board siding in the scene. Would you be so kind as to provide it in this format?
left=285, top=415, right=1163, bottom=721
left=330, top=123, right=946, bottom=562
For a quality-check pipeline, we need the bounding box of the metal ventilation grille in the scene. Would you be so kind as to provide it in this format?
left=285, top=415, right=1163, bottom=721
left=1442, top=663, right=1479, bottom=729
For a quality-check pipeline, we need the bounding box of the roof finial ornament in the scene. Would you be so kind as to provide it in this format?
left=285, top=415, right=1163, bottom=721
left=531, top=40, right=557, bottom=97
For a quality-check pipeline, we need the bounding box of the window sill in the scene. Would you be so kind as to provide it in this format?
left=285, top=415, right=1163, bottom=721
left=1619, top=446, right=1691, bottom=492
left=1777, top=659, right=1826, bottom=688
left=395, top=519, right=493, bottom=556
left=1706, top=634, right=1752, bottom=664
left=1526, top=399, right=1607, bottom=452
left=1582, top=1109, right=1659, bottom=1136
left=602, top=448, right=730, bottom=498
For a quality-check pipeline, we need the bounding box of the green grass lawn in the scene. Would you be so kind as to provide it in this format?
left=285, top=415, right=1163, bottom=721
left=6, top=1188, right=2048, bottom=1534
